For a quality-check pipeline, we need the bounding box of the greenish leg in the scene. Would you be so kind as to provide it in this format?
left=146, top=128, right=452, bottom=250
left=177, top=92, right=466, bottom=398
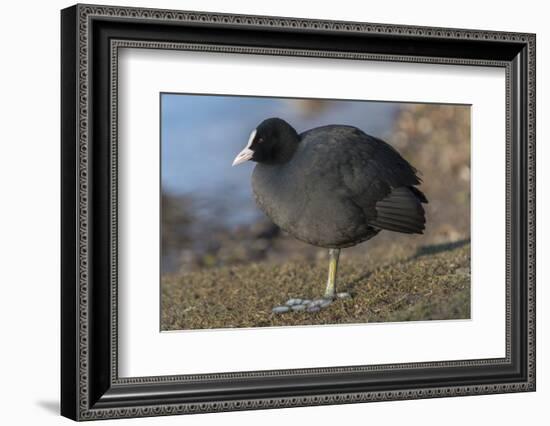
left=324, top=248, right=340, bottom=299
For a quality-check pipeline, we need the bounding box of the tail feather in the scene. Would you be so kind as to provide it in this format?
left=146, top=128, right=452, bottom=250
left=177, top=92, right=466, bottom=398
left=370, top=186, right=427, bottom=234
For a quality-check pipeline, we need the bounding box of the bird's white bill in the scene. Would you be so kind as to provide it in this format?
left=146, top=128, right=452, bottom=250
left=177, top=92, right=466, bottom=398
left=232, top=148, right=254, bottom=166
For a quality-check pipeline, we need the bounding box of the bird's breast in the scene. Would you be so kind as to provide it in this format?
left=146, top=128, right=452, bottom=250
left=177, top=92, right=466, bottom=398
left=251, top=163, right=374, bottom=248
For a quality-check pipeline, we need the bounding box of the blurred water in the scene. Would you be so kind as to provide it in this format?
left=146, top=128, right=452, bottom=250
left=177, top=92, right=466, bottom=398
left=161, top=94, right=400, bottom=227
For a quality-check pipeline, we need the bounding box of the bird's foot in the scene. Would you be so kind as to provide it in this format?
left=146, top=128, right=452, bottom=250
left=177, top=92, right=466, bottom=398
left=271, top=298, right=313, bottom=314
left=271, top=293, right=352, bottom=315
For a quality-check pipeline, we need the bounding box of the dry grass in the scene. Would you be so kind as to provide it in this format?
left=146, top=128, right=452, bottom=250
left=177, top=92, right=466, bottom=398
left=161, top=241, right=470, bottom=330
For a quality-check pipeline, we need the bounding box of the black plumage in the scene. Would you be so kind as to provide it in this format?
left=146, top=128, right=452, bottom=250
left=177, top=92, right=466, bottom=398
left=235, top=118, right=427, bottom=249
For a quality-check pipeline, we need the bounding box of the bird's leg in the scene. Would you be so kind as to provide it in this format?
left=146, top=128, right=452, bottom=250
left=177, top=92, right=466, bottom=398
left=272, top=248, right=343, bottom=314
left=324, top=248, right=340, bottom=299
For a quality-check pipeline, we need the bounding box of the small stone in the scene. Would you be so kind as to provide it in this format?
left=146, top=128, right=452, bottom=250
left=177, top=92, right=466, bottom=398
left=272, top=306, right=290, bottom=314
left=307, top=306, right=321, bottom=313
left=285, top=298, right=303, bottom=306
left=301, top=299, right=312, bottom=305
left=337, top=292, right=352, bottom=300
left=291, top=304, right=306, bottom=312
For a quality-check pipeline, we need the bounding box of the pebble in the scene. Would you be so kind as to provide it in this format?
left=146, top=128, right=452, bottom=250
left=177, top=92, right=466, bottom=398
left=337, top=292, right=352, bottom=300
left=291, top=304, right=306, bottom=312
left=307, top=306, right=321, bottom=313
left=272, top=306, right=290, bottom=314
left=285, top=298, right=303, bottom=306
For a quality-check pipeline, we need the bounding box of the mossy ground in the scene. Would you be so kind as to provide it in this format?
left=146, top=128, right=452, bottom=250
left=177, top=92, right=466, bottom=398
left=161, top=242, right=470, bottom=330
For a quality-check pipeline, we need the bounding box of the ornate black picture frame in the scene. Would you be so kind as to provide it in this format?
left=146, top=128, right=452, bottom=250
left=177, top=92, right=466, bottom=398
left=61, top=4, right=536, bottom=421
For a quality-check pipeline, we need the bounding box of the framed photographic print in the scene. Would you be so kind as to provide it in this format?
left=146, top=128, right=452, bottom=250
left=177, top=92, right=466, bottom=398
left=61, top=4, right=536, bottom=421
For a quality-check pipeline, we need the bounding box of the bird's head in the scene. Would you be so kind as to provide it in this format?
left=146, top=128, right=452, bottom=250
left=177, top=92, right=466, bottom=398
left=232, top=118, right=300, bottom=166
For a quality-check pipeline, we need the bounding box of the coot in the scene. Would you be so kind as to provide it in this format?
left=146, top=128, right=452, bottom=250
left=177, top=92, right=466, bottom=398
left=232, top=117, right=427, bottom=305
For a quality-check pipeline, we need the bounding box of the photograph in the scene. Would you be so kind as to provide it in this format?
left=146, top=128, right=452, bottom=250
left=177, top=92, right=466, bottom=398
left=160, top=94, right=471, bottom=331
